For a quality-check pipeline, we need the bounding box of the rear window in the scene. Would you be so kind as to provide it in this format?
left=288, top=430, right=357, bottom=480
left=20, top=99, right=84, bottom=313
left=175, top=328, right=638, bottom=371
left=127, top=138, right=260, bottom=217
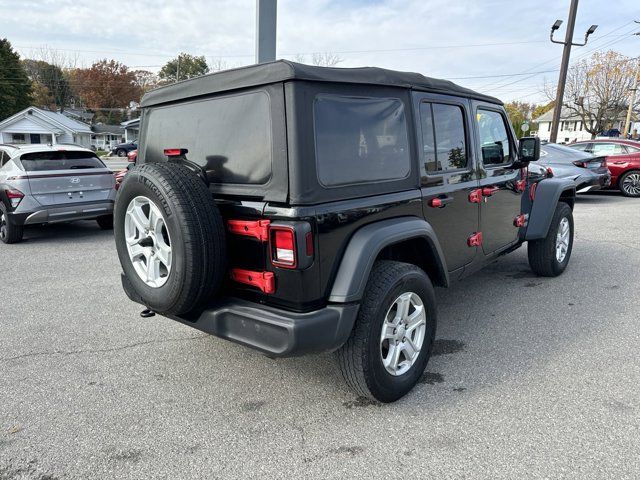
left=314, top=95, right=410, bottom=187
left=19, top=151, right=105, bottom=171
left=143, top=91, right=272, bottom=185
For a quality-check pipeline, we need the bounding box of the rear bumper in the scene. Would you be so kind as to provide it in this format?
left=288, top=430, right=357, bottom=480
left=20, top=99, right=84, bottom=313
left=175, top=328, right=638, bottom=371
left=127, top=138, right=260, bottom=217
left=9, top=201, right=114, bottom=226
left=121, top=274, right=359, bottom=357
left=576, top=172, right=611, bottom=193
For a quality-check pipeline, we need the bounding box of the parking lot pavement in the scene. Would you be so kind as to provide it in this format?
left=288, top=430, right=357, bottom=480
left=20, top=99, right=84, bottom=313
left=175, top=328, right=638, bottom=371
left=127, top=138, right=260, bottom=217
left=1, top=192, right=639, bottom=479
left=101, top=156, right=129, bottom=171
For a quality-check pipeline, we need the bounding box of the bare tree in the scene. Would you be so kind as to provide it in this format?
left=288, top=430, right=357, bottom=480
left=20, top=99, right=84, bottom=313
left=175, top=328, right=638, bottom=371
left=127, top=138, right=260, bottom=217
left=293, top=52, right=344, bottom=67
left=209, top=58, right=229, bottom=72
left=546, top=51, right=639, bottom=139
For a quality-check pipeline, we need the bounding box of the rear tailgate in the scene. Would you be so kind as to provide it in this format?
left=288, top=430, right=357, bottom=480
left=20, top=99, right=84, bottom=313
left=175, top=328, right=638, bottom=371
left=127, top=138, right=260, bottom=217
left=20, top=151, right=114, bottom=206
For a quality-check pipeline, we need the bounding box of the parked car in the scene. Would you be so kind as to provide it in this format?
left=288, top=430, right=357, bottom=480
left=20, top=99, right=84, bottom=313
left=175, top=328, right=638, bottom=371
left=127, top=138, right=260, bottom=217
left=568, top=139, right=640, bottom=197
left=114, top=61, right=575, bottom=402
left=535, top=143, right=610, bottom=193
left=110, top=141, right=137, bottom=158
left=0, top=144, right=116, bottom=243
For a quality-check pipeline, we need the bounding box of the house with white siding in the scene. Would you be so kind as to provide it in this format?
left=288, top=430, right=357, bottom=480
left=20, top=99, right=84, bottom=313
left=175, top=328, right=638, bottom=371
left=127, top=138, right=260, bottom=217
left=534, top=108, right=632, bottom=143
left=0, top=107, right=92, bottom=147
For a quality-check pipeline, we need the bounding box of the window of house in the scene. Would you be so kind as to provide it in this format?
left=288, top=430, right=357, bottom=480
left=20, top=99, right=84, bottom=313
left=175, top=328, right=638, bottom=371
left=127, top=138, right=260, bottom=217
left=314, top=95, right=410, bottom=186
left=477, top=109, right=513, bottom=166
left=547, top=122, right=551, bottom=132
left=11, top=133, right=25, bottom=144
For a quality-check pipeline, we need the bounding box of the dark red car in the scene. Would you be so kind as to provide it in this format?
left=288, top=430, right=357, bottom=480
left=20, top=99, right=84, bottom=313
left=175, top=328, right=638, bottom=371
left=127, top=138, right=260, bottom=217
left=569, top=139, right=640, bottom=197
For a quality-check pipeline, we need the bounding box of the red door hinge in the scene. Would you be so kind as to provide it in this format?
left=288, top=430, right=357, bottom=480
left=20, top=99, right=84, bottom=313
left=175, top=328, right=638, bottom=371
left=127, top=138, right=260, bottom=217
left=230, top=269, right=275, bottom=294
left=227, top=219, right=270, bottom=242
left=482, top=186, right=499, bottom=197
left=514, top=214, right=527, bottom=227
left=515, top=179, right=526, bottom=192
left=467, top=232, right=483, bottom=247
left=469, top=189, right=483, bottom=204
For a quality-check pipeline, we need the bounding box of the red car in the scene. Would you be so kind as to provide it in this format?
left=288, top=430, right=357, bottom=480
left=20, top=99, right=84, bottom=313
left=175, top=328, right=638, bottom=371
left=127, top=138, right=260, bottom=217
left=569, top=139, right=640, bottom=197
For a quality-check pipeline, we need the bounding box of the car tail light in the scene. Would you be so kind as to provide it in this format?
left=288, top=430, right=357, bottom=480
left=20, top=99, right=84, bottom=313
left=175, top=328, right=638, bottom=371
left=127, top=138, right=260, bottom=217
left=546, top=167, right=554, bottom=177
left=6, top=189, right=24, bottom=208
left=270, top=226, right=296, bottom=268
left=164, top=148, right=188, bottom=157
left=572, top=160, right=588, bottom=168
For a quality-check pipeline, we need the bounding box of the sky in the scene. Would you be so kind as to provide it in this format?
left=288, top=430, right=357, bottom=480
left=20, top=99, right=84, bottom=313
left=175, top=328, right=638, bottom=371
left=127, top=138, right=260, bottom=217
left=1, top=0, right=638, bottom=104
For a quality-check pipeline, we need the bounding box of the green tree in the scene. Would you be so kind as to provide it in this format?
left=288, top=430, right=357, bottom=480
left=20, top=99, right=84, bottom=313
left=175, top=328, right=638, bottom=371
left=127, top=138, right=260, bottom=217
left=504, top=101, right=536, bottom=138
left=0, top=39, right=32, bottom=120
left=22, top=59, right=73, bottom=111
left=159, top=53, right=209, bottom=83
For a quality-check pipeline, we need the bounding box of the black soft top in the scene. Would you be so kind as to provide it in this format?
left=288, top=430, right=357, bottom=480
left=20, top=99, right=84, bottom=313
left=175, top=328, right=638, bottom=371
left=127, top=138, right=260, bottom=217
left=141, top=60, right=502, bottom=107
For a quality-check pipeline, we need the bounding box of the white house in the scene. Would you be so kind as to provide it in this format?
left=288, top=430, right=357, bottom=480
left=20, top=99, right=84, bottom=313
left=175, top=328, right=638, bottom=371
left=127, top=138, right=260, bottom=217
left=91, top=124, right=125, bottom=150
left=0, top=107, right=92, bottom=147
left=121, top=118, right=140, bottom=142
left=534, top=108, right=632, bottom=143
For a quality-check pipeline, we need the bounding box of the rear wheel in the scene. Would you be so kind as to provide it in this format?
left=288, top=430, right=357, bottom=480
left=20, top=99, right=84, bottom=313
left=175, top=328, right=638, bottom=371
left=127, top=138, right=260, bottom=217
left=0, top=204, right=23, bottom=244
left=528, top=202, right=573, bottom=277
left=114, top=163, right=226, bottom=315
left=96, top=215, right=113, bottom=230
left=335, top=261, right=437, bottom=403
left=619, top=170, right=640, bottom=197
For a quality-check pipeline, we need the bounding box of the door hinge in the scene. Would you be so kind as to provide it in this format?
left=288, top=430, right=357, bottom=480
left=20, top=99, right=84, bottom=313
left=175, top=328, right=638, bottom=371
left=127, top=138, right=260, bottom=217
left=468, top=189, right=483, bottom=203
left=467, top=232, right=483, bottom=247
left=515, top=179, right=527, bottom=192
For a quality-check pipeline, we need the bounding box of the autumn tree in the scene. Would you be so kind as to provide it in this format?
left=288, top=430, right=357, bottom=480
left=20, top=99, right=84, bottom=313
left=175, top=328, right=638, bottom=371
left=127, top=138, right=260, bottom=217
left=159, top=53, right=209, bottom=83
left=132, top=70, right=158, bottom=94
left=72, top=60, right=142, bottom=123
left=504, top=101, right=537, bottom=138
left=547, top=51, right=638, bottom=139
left=22, top=59, right=73, bottom=110
left=0, top=39, right=32, bottom=120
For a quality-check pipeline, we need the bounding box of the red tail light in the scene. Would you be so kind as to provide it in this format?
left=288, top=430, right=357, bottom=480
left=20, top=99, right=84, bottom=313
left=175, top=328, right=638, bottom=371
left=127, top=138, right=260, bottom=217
left=164, top=148, right=188, bottom=157
left=6, top=188, right=24, bottom=208
left=573, top=161, right=588, bottom=168
left=270, top=226, right=296, bottom=268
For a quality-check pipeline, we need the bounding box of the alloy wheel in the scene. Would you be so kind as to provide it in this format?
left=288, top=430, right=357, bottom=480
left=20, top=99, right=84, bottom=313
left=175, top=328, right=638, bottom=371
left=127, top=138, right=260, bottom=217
left=0, top=212, right=6, bottom=240
left=379, top=291, right=427, bottom=376
left=124, top=196, right=172, bottom=288
left=555, top=217, right=570, bottom=263
left=622, top=173, right=640, bottom=196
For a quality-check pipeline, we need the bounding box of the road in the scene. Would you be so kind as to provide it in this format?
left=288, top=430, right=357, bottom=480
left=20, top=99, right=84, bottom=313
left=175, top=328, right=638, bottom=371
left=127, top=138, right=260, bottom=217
left=1, top=192, right=639, bottom=479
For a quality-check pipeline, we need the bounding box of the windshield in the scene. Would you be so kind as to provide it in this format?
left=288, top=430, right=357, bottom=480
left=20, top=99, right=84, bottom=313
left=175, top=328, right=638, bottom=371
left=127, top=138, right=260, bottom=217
left=19, top=151, right=105, bottom=171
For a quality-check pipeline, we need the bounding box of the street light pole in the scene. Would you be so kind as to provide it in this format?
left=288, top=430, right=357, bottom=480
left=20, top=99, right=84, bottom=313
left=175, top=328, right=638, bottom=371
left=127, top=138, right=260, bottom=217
left=549, top=0, right=598, bottom=143
left=255, top=0, right=277, bottom=64
left=622, top=58, right=639, bottom=138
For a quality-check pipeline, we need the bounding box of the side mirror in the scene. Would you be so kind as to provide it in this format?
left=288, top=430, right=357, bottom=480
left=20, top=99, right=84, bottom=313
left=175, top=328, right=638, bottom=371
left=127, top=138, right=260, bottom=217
left=512, top=136, right=540, bottom=168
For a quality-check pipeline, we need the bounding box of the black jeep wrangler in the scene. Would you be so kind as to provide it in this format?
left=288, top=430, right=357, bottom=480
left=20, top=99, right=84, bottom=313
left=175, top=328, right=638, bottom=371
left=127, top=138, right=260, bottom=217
left=115, top=61, right=575, bottom=402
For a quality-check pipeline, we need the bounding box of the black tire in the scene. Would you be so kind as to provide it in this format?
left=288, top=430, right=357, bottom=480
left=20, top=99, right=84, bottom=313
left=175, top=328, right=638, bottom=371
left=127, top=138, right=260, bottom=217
left=528, top=202, right=573, bottom=277
left=335, top=261, right=437, bottom=403
left=96, top=215, right=113, bottom=230
left=0, top=204, right=23, bottom=244
left=114, top=163, right=226, bottom=315
left=116, top=149, right=127, bottom=158
left=618, top=170, right=640, bottom=197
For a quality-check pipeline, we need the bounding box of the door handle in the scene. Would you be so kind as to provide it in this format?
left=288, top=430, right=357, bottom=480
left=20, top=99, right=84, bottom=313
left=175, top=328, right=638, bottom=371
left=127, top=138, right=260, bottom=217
left=482, top=186, right=500, bottom=197
left=613, top=161, right=626, bottom=165
left=428, top=195, right=454, bottom=208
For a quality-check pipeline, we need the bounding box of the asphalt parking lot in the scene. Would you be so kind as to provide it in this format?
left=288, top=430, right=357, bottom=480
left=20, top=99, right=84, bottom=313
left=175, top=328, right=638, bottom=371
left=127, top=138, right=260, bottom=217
left=1, top=192, right=639, bottom=479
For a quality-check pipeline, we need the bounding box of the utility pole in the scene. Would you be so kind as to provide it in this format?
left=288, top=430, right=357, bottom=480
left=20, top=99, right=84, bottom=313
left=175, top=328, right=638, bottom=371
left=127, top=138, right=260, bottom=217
left=255, top=0, right=277, bottom=64
left=549, top=0, right=598, bottom=143
left=176, top=55, right=181, bottom=83
left=622, top=24, right=640, bottom=138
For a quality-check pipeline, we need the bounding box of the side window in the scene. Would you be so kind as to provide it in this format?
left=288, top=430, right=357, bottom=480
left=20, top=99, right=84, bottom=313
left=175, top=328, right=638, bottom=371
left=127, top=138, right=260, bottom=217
left=592, top=143, right=625, bottom=155
left=569, top=143, right=588, bottom=152
left=419, top=102, right=468, bottom=174
left=314, top=95, right=410, bottom=187
left=0, top=151, right=7, bottom=166
left=625, top=145, right=640, bottom=153
left=477, top=109, right=513, bottom=166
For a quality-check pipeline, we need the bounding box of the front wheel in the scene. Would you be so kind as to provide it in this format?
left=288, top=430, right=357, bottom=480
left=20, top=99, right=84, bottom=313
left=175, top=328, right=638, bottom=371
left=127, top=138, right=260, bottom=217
left=116, top=149, right=127, bottom=157
left=335, top=261, right=437, bottom=403
left=528, top=202, right=574, bottom=277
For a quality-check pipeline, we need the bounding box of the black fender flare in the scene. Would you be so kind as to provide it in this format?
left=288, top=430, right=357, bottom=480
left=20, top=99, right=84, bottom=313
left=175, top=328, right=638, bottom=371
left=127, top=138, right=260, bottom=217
left=328, top=217, right=449, bottom=303
left=525, top=177, right=576, bottom=240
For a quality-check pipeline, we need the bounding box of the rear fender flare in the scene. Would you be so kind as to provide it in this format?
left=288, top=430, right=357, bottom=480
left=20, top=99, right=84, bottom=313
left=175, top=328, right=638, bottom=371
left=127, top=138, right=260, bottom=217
left=328, top=217, right=449, bottom=303
left=526, top=178, right=576, bottom=240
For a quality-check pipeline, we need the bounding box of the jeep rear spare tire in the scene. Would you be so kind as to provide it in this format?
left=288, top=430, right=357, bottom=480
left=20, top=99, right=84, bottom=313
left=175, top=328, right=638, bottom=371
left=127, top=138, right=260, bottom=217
left=114, top=163, right=226, bottom=315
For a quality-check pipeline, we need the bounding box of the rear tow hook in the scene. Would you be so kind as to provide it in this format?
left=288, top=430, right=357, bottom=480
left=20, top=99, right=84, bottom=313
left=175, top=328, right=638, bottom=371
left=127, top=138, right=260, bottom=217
left=140, top=308, right=156, bottom=318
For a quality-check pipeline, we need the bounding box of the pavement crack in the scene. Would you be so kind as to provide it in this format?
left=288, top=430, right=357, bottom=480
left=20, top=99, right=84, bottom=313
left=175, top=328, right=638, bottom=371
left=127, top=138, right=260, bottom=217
left=0, top=334, right=207, bottom=363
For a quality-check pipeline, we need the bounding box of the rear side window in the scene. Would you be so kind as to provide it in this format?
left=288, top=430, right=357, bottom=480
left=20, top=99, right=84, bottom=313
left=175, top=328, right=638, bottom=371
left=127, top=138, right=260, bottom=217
left=420, top=102, right=468, bottom=173
left=592, top=143, right=626, bottom=155
left=19, top=151, right=105, bottom=171
left=314, top=95, right=410, bottom=187
left=143, top=91, right=272, bottom=184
